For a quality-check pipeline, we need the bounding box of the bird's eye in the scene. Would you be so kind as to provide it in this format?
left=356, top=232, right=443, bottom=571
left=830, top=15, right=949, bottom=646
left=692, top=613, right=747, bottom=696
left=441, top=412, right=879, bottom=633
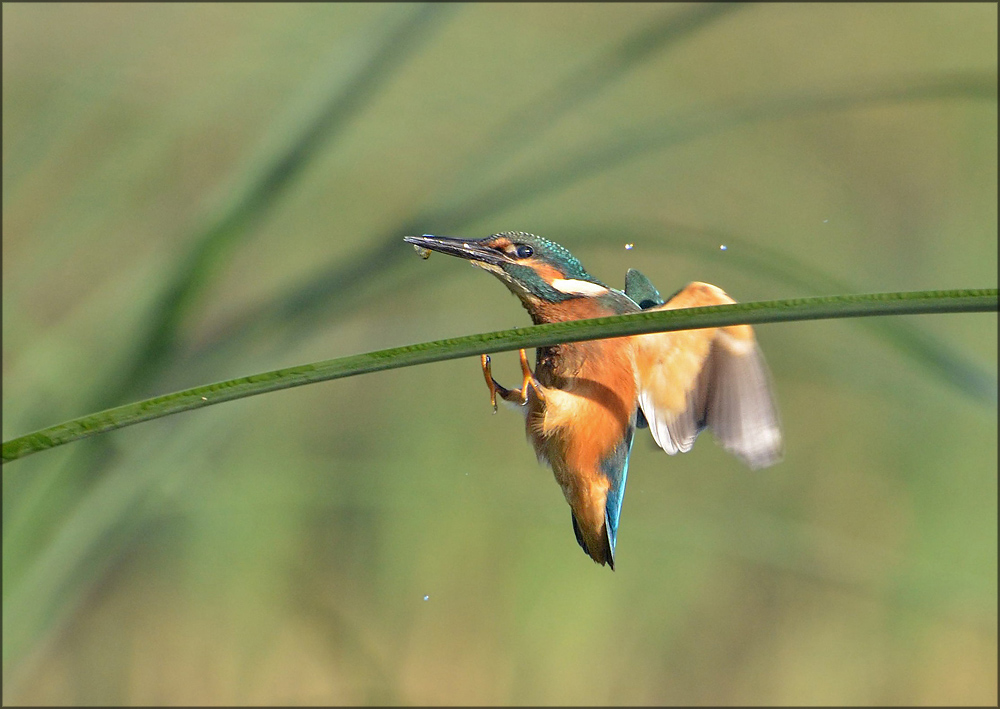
left=513, top=244, right=534, bottom=259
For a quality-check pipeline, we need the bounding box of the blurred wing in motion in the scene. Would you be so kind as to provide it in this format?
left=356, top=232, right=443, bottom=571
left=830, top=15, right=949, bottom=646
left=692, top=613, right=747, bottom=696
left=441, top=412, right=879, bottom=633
left=634, top=282, right=782, bottom=469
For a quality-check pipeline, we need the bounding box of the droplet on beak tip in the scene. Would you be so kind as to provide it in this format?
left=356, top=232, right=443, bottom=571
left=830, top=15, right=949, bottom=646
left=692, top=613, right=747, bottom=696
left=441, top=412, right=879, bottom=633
left=413, top=244, right=431, bottom=259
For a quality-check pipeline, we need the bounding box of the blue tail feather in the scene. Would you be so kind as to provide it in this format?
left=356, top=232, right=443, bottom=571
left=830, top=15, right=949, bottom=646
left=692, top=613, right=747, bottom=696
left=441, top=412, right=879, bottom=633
left=599, top=417, right=636, bottom=568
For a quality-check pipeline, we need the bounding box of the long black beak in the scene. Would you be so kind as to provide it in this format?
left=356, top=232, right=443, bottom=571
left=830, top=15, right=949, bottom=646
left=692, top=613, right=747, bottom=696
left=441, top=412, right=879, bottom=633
left=404, top=234, right=510, bottom=267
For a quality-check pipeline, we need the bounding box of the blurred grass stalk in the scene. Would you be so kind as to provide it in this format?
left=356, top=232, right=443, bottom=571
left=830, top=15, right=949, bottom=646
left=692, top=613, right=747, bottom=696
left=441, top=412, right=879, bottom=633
left=187, top=71, right=998, bottom=404
left=97, top=3, right=457, bottom=410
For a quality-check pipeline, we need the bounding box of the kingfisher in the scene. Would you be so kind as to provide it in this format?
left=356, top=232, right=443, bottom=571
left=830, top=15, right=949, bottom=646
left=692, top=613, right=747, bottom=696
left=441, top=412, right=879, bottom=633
left=404, top=231, right=782, bottom=570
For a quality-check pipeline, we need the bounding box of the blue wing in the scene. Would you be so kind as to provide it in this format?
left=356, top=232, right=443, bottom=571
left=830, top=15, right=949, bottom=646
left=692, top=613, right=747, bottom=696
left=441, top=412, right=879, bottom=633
left=624, top=268, right=665, bottom=310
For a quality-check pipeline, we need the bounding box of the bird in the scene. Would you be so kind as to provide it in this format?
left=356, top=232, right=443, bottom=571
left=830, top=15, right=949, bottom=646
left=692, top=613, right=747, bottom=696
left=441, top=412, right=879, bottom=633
left=403, top=231, right=782, bottom=570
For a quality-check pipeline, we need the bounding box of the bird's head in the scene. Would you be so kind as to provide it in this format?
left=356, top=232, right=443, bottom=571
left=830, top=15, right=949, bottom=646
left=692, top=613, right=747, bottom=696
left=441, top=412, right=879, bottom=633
left=404, top=232, right=611, bottom=309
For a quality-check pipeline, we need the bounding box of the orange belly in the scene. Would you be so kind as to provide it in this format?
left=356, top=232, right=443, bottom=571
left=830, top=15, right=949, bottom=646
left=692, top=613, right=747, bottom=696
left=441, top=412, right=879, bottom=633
left=525, top=338, right=636, bottom=562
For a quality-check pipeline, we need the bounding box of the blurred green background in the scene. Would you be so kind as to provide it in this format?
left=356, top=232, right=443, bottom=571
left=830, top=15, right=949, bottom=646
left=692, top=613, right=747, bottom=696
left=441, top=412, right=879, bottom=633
left=3, top=3, right=997, bottom=705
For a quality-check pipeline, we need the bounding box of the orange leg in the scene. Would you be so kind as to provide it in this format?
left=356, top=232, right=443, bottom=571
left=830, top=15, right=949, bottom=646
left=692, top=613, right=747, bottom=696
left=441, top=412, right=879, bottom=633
left=481, top=354, right=501, bottom=413
left=518, top=349, right=546, bottom=404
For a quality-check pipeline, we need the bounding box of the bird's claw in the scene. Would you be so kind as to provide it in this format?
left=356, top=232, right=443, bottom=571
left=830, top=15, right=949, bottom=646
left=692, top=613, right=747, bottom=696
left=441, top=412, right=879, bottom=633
left=481, top=351, right=541, bottom=411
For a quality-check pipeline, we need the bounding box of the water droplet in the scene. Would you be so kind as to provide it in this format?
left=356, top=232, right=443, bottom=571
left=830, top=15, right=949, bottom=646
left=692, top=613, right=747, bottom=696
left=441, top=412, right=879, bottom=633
left=413, top=245, right=431, bottom=260
left=423, top=595, right=430, bottom=601
left=822, top=219, right=829, bottom=224
left=719, top=244, right=728, bottom=251
left=624, top=243, right=634, bottom=250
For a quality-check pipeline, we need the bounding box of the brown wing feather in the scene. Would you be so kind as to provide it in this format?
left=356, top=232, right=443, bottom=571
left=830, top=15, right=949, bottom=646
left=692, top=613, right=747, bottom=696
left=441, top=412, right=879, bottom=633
left=634, top=282, right=782, bottom=469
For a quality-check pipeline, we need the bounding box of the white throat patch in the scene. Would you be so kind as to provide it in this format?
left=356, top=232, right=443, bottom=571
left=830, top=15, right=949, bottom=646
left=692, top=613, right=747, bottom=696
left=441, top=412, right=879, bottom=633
left=550, top=278, right=608, bottom=296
